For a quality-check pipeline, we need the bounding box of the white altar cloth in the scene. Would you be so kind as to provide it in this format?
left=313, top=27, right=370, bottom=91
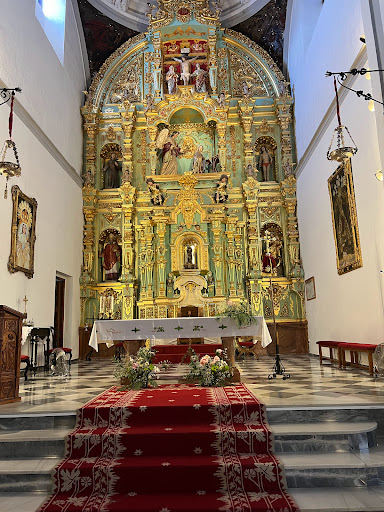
left=89, top=316, right=272, bottom=352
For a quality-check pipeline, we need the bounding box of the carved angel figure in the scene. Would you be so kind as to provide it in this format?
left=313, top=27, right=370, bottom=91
left=146, top=178, right=164, bottom=205
left=156, top=128, right=182, bottom=175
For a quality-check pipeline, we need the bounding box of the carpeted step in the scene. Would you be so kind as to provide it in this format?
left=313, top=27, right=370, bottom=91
left=66, top=424, right=273, bottom=458
left=40, top=490, right=297, bottom=511
left=53, top=453, right=286, bottom=495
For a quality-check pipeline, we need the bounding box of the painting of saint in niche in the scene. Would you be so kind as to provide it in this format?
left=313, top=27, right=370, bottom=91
left=8, top=186, right=38, bottom=279
left=100, top=143, right=122, bottom=189
left=328, top=159, right=362, bottom=275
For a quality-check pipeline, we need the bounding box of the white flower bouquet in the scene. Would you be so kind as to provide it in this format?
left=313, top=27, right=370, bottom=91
left=113, top=346, right=169, bottom=389
left=185, top=348, right=233, bottom=387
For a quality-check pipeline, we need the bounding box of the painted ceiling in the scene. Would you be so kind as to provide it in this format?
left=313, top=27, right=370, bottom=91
left=77, top=0, right=287, bottom=77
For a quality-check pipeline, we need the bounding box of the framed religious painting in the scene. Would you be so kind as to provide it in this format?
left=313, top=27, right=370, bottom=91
left=8, top=185, right=38, bottom=279
left=305, top=276, right=316, bottom=300
left=328, top=159, right=362, bottom=275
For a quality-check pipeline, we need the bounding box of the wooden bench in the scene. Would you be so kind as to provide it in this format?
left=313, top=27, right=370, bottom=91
left=317, top=341, right=378, bottom=376
left=316, top=341, right=342, bottom=367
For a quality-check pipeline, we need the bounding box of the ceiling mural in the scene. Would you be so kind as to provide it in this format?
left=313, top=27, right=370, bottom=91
left=77, top=0, right=287, bottom=77
left=232, top=0, right=287, bottom=71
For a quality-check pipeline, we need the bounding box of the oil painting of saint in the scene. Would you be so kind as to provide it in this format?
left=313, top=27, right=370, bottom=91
left=156, top=128, right=182, bottom=175
left=328, top=160, right=362, bottom=275
left=8, top=186, right=38, bottom=278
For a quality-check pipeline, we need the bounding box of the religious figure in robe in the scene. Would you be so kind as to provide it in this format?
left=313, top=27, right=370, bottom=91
left=214, top=174, right=228, bottom=203
left=16, top=222, right=31, bottom=269
left=156, top=129, right=182, bottom=175
left=184, top=244, right=197, bottom=269
left=166, top=65, right=178, bottom=95
left=191, top=145, right=206, bottom=173
left=173, top=55, right=199, bottom=85
left=100, top=233, right=121, bottom=281
left=146, top=178, right=164, bottom=205
left=191, top=63, right=207, bottom=93
left=102, top=153, right=121, bottom=189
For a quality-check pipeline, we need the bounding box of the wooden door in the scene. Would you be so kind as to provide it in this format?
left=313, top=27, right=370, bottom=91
left=54, top=277, right=65, bottom=348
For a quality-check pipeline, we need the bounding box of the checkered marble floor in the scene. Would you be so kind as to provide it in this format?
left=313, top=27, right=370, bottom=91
left=1, top=354, right=384, bottom=415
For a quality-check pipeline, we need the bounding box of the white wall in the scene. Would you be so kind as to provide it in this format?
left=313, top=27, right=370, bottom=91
left=287, top=0, right=384, bottom=352
left=0, top=0, right=86, bottom=358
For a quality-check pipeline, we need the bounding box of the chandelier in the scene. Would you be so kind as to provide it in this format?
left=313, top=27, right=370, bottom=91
left=326, top=77, right=357, bottom=162
left=0, top=88, right=22, bottom=198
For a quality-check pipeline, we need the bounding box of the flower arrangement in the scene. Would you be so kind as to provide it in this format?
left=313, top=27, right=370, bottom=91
left=217, top=299, right=257, bottom=328
left=113, top=346, right=169, bottom=389
left=185, top=348, right=233, bottom=387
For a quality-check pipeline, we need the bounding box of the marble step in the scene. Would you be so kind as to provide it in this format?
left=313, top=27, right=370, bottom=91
left=281, top=447, right=384, bottom=488
left=0, top=414, right=76, bottom=431
left=0, top=458, right=59, bottom=492
left=271, top=421, right=377, bottom=453
left=291, top=486, right=384, bottom=511
left=0, top=428, right=70, bottom=458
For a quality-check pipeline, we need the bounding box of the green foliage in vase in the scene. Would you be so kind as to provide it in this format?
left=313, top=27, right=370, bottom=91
left=217, top=299, right=257, bottom=328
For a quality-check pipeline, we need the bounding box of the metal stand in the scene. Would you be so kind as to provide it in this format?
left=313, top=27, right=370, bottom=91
left=265, top=254, right=290, bottom=380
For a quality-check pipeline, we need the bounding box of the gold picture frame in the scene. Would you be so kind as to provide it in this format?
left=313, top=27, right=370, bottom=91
left=8, top=185, right=38, bottom=279
left=305, top=276, right=316, bottom=300
left=328, top=159, right=362, bottom=275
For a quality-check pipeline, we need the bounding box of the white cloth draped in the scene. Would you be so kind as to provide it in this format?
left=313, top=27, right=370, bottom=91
left=89, top=316, right=272, bottom=352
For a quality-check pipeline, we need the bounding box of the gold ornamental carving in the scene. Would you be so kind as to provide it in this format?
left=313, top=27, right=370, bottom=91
left=173, top=173, right=203, bottom=229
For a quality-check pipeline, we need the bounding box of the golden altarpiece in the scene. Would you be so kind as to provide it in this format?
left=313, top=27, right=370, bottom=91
left=80, top=0, right=307, bottom=353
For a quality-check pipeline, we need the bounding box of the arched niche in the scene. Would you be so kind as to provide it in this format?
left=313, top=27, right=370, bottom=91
left=169, top=108, right=204, bottom=125
left=171, top=232, right=209, bottom=273
left=260, top=223, right=285, bottom=277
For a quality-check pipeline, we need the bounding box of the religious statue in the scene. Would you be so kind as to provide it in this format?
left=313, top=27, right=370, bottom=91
left=214, top=174, right=228, bottom=203
left=217, top=92, right=226, bottom=109
left=246, top=164, right=256, bottom=178
left=191, top=41, right=204, bottom=53
left=205, top=159, right=212, bottom=173
left=82, top=169, right=95, bottom=187
left=262, top=232, right=282, bottom=275
left=146, top=178, right=164, bottom=205
left=258, top=146, right=273, bottom=182
left=166, top=272, right=175, bottom=296
left=283, top=158, right=296, bottom=178
left=212, top=154, right=222, bottom=173
left=156, top=128, right=182, bottom=175
left=173, top=55, right=200, bottom=85
left=191, top=145, right=206, bottom=173
left=100, top=233, right=121, bottom=281
left=191, top=63, right=207, bottom=93
left=145, top=93, right=155, bottom=113
left=242, top=81, right=251, bottom=97
left=102, top=153, right=122, bottom=189
left=166, top=65, right=178, bottom=94
left=184, top=244, right=197, bottom=269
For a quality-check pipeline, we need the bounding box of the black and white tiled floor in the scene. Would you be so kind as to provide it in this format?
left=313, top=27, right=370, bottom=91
left=1, top=354, right=384, bottom=415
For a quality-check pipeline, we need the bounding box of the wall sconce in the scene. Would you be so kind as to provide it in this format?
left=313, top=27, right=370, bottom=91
left=375, top=170, right=383, bottom=181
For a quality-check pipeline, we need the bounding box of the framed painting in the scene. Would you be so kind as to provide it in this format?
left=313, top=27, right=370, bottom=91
left=305, top=276, right=316, bottom=300
left=8, top=185, right=38, bottom=279
left=328, top=159, right=362, bottom=275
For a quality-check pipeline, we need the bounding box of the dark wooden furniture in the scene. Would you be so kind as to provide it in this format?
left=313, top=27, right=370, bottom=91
left=266, top=321, right=308, bottom=355
left=0, top=306, right=25, bottom=405
left=20, top=355, right=31, bottom=381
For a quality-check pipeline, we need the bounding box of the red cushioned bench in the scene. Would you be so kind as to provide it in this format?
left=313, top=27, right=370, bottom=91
left=340, top=342, right=378, bottom=376
left=316, top=341, right=342, bottom=368
left=316, top=341, right=378, bottom=375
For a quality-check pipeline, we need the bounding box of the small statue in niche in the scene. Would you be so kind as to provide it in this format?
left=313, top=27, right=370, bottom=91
left=102, top=152, right=122, bottom=189
left=283, top=158, right=296, bottom=178
left=262, top=236, right=283, bottom=275
left=166, top=65, right=178, bottom=95
left=206, top=271, right=215, bottom=297
left=100, top=233, right=121, bottom=281
left=258, top=146, right=273, bottom=182
left=166, top=272, right=175, bottom=296
left=191, top=63, right=207, bottom=93
left=173, top=55, right=200, bottom=86
left=191, top=145, right=206, bottom=173
left=212, top=154, right=221, bottom=173
left=214, top=174, right=228, bottom=203
left=184, top=244, right=197, bottom=269
left=146, top=178, right=164, bottom=205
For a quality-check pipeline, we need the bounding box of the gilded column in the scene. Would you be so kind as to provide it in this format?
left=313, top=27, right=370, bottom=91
left=210, top=211, right=226, bottom=296
left=216, top=123, right=227, bottom=171
left=239, top=100, right=254, bottom=170
left=152, top=31, right=162, bottom=98
left=208, top=30, right=218, bottom=94
left=120, top=101, right=136, bottom=183
left=153, top=216, right=168, bottom=298
left=225, top=216, right=237, bottom=297
left=234, top=221, right=245, bottom=297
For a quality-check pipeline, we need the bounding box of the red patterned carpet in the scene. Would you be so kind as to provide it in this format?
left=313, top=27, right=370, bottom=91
left=38, top=384, right=299, bottom=512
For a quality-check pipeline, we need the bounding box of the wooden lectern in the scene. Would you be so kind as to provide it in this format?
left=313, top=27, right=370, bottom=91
left=0, top=305, right=25, bottom=405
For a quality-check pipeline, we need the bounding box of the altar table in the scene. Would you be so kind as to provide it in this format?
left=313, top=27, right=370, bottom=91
left=88, top=316, right=272, bottom=351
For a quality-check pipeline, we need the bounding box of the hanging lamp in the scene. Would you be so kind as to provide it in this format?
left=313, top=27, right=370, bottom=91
left=327, top=77, right=358, bottom=162
left=0, top=91, right=21, bottom=198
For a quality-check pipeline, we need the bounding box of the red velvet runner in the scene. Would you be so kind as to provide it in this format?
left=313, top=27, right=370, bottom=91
left=38, top=384, right=299, bottom=512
